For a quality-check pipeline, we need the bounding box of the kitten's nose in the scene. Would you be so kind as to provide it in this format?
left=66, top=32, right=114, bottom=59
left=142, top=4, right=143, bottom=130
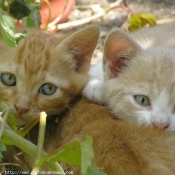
left=15, top=105, right=29, bottom=115
left=153, top=122, right=170, bottom=129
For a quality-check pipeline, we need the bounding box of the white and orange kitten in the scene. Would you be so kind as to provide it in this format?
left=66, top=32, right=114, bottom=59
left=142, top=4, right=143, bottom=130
left=83, top=23, right=175, bottom=131
left=0, top=25, right=99, bottom=127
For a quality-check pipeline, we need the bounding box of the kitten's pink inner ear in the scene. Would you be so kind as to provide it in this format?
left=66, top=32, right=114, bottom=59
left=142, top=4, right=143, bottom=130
left=104, top=30, right=138, bottom=78
left=104, top=43, right=130, bottom=77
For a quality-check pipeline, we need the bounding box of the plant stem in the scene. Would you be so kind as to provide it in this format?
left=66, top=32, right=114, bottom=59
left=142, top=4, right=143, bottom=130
left=1, top=128, right=65, bottom=173
left=32, top=112, right=47, bottom=173
left=0, top=108, right=10, bottom=139
left=17, top=115, right=40, bottom=137
left=36, top=112, right=47, bottom=161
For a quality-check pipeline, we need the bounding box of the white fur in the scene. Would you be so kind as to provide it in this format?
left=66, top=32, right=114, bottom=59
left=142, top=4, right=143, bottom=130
left=82, top=60, right=104, bottom=103
left=83, top=23, right=175, bottom=131
left=134, top=110, right=152, bottom=126
left=151, top=89, right=171, bottom=126
left=134, top=89, right=174, bottom=129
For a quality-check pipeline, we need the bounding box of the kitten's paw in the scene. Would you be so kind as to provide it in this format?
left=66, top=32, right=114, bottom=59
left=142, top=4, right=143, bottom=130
left=83, top=79, right=104, bottom=104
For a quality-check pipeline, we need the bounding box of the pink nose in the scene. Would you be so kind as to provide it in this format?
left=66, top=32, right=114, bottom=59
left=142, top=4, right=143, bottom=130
left=153, top=122, right=169, bottom=129
left=15, top=105, right=29, bottom=115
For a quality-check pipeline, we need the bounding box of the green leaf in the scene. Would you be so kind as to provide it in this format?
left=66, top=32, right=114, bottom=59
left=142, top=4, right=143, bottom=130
left=22, top=10, right=40, bottom=28
left=128, top=13, right=157, bottom=31
left=0, top=12, right=17, bottom=47
left=0, top=11, right=27, bottom=47
left=0, top=141, right=6, bottom=151
left=0, top=152, right=3, bottom=159
left=41, top=135, right=94, bottom=168
left=22, top=0, right=41, bottom=28
left=38, top=135, right=105, bottom=175
left=0, top=140, right=6, bottom=160
left=6, top=113, right=18, bottom=132
left=15, top=30, right=27, bottom=44
left=139, top=13, right=157, bottom=26
left=9, top=0, right=31, bottom=20
left=81, top=135, right=94, bottom=175
left=87, top=164, right=106, bottom=175
left=47, top=140, right=81, bottom=166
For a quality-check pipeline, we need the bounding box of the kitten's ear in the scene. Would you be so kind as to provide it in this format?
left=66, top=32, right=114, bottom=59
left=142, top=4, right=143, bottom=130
left=61, top=25, right=100, bottom=74
left=103, top=28, right=142, bottom=78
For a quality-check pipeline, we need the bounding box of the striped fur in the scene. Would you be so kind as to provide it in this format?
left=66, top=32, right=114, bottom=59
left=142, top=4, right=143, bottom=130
left=0, top=25, right=99, bottom=127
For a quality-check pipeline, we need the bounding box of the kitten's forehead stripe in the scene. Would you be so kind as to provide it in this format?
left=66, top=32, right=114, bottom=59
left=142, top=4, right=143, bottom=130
left=16, top=32, right=52, bottom=75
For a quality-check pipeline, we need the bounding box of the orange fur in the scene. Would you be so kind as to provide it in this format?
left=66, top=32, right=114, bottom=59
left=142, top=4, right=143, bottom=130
left=3, top=25, right=175, bottom=174
left=0, top=26, right=99, bottom=127
left=19, top=97, right=175, bottom=174
left=41, top=98, right=175, bottom=175
left=2, top=25, right=100, bottom=169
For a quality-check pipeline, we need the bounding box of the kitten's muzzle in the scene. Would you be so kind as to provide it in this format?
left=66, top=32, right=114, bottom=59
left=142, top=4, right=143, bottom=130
left=153, top=122, right=170, bottom=130
left=14, top=104, right=29, bottom=115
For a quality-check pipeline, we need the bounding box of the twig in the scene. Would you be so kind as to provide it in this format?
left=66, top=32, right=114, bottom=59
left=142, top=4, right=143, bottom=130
left=0, top=162, right=22, bottom=167
left=48, top=0, right=125, bottom=31
left=157, top=17, right=175, bottom=24
left=14, top=151, right=24, bottom=167
left=49, top=10, right=105, bottom=31
left=48, top=0, right=68, bottom=27
left=0, top=151, right=24, bottom=167
left=42, top=0, right=52, bottom=29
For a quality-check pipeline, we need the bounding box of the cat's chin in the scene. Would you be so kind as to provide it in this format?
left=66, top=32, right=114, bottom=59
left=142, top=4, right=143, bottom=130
left=44, top=108, right=67, bottom=116
left=15, top=118, right=29, bottom=127
left=14, top=113, right=39, bottom=127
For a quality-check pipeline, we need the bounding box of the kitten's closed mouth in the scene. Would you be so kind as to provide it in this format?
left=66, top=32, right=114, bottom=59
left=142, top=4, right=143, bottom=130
left=15, top=114, right=29, bottom=124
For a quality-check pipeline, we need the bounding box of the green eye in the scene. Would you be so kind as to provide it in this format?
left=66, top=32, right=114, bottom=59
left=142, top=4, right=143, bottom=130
left=39, top=83, right=57, bottom=95
left=1, top=73, right=16, bottom=86
left=134, top=95, right=150, bottom=106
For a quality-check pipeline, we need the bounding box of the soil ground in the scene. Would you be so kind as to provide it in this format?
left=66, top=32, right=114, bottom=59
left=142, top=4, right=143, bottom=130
left=60, top=0, right=175, bottom=64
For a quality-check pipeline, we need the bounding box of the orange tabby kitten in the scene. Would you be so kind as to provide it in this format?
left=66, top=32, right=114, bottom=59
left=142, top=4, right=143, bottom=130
left=0, top=25, right=99, bottom=127
left=36, top=98, right=175, bottom=175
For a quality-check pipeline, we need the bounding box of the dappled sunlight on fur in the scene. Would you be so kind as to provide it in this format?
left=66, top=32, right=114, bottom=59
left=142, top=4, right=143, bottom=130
left=83, top=23, right=175, bottom=131
left=43, top=98, right=175, bottom=175
left=0, top=25, right=99, bottom=127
